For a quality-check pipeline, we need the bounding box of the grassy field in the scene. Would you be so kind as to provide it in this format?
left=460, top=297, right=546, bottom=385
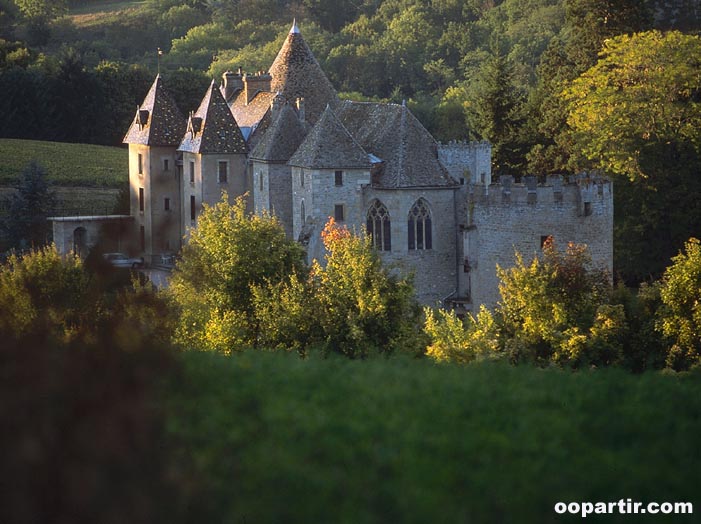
left=0, top=139, right=127, bottom=188
left=68, top=1, right=146, bottom=26
left=167, top=351, right=701, bottom=523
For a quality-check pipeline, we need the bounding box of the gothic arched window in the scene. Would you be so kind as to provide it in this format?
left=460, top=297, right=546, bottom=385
left=366, top=200, right=391, bottom=251
left=408, top=199, right=432, bottom=250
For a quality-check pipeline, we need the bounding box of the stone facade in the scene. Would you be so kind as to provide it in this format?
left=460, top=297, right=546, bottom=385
left=464, top=174, right=614, bottom=310
left=49, top=20, right=613, bottom=312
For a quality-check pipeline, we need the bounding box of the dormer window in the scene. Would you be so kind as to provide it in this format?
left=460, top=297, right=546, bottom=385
left=137, top=109, right=149, bottom=130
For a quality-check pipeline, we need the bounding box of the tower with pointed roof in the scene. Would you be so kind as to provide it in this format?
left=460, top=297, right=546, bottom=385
left=178, top=81, right=248, bottom=239
left=123, top=74, right=186, bottom=263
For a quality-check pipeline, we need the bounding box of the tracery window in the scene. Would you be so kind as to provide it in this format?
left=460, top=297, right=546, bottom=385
left=366, top=200, right=391, bottom=251
left=408, top=199, right=432, bottom=250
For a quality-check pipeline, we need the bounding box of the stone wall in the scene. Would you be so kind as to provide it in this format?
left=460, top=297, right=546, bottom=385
left=465, top=175, right=614, bottom=310
left=364, top=187, right=459, bottom=305
left=438, top=141, right=492, bottom=185
left=253, top=161, right=294, bottom=238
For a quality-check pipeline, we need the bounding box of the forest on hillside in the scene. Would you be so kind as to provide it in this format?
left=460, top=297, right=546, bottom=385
left=1, top=0, right=701, bottom=282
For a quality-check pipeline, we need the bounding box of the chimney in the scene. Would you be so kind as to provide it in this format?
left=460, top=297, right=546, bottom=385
left=295, top=97, right=305, bottom=123
left=243, top=72, right=272, bottom=104
left=222, top=69, right=243, bottom=102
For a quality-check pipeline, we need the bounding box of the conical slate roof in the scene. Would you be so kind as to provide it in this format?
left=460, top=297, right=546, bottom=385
left=250, top=102, right=308, bottom=162
left=124, top=75, right=185, bottom=146
left=336, top=101, right=456, bottom=188
left=289, top=105, right=371, bottom=169
left=269, top=21, right=339, bottom=125
left=178, top=81, right=247, bottom=154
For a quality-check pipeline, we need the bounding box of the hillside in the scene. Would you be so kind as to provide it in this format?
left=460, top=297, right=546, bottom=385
left=0, top=139, right=127, bottom=188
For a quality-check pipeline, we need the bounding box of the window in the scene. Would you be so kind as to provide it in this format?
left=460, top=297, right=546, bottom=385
left=259, top=172, right=264, bottom=192
left=584, top=202, right=592, bottom=216
left=138, top=153, right=143, bottom=175
left=189, top=161, right=195, bottom=184
left=300, top=171, right=304, bottom=187
left=408, top=199, right=432, bottom=250
left=218, top=161, right=228, bottom=183
left=335, top=170, right=343, bottom=186
left=301, top=200, right=305, bottom=225
left=139, top=225, right=145, bottom=251
left=163, top=158, right=169, bottom=171
left=164, top=197, right=170, bottom=211
left=190, top=195, right=196, bottom=221
left=334, top=204, right=344, bottom=222
left=366, top=200, right=391, bottom=251
left=138, top=187, right=144, bottom=212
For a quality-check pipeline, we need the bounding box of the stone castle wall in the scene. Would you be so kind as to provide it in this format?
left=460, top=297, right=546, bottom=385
left=465, top=175, right=613, bottom=309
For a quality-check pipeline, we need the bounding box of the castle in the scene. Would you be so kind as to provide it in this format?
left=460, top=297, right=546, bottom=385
left=51, top=21, right=613, bottom=310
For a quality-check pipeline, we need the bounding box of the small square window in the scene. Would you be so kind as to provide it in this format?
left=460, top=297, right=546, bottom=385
left=218, top=161, right=228, bottom=183
left=163, top=158, right=169, bottom=171
left=584, top=202, right=592, bottom=216
left=334, top=204, right=344, bottom=222
left=334, top=170, right=343, bottom=186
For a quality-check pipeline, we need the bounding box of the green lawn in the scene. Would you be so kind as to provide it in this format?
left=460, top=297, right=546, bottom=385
left=0, top=139, right=127, bottom=188
left=167, top=351, right=701, bottom=523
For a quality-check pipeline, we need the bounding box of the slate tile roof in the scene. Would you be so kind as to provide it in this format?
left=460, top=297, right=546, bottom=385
left=230, top=90, right=276, bottom=129
left=250, top=102, right=308, bottom=162
left=268, top=21, right=339, bottom=125
left=289, top=105, right=372, bottom=169
left=123, top=74, right=185, bottom=147
left=178, top=81, right=247, bottom=155
left=336, top=100, right=457, bottom=188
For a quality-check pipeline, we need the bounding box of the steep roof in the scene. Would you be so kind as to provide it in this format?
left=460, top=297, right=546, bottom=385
left=268, top=21, right=339, bottom=125
left=289, top=105, right=371, bottom=169
left=123, top=74, right=185, bottom=147
left=178, top=81, right=247, bottom=154
left=250, top=102, right=308, bottom=162
left=336, top=100, right=457, bottom=188
left=230, top=90, right=276, bottom=131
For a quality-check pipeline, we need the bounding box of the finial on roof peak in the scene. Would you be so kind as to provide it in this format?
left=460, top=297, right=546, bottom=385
left=290, top=18, right=300, bottom=34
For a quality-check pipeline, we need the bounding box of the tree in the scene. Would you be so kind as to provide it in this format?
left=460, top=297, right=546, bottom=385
left=252, top=218, right=421, bottom=358
left=564, top=31, right=701, bottom=181
left=168, top=194, right=306, bottom=353
left=527, top=0, right=652, bottom=174
left=14, top=0, right=67, bottom=20
left=658, top=238, right=701, bottom=371
left=465, top=48, right=528, bottom=176
left=563, top=31, right=701, bottom=282
left=4, top=160, right=55, bottom=249
left=497, top=239, right=616, bottom=367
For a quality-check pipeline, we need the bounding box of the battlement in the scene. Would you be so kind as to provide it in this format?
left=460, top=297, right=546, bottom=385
left=472, top=174, right=611, bottom=210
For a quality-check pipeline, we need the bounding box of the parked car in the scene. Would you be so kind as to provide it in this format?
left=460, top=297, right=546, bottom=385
left=103, top=253, right=145, bottom=269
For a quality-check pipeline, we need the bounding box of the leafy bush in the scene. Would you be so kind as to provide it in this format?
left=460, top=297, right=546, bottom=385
left=658, top=237, right=701, bottom=370
left=424, top=305, right=500, bottom=364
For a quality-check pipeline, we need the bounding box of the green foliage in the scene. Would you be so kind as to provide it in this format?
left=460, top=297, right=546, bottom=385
left=0, top=139, right=126, bottom=186
left=564, top=31, right=701, bottom=180
left=497, top=239, right=614, bottom=367
left=168, top=194, right=306, bottom=353
left=252, top=218, right=421, bottom=358
left=424, top=305, right=500, bottom=364
left=168, top=349, right=701, bottom=522
left=3, top=160, right=55, bottom=249
left=658, top=238, right=701, bottom=371
left=0, top=245, right=90, bottom=337
left=314, top=219, right=420, bottom=358
left=14, top=0, right=67, bottom=20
